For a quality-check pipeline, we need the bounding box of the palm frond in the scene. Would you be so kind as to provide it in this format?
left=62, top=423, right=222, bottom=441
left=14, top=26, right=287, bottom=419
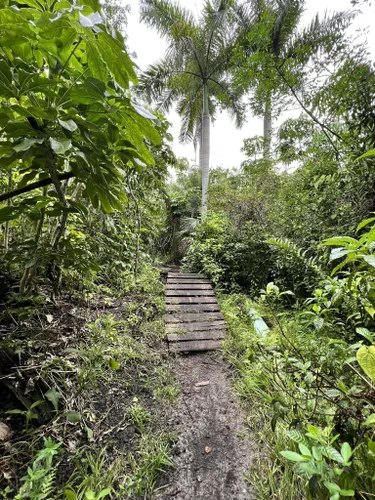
left=176, top=86, right=203, bottom=143
left=285, top=10, right=355, bottom=61
left=207, top=76, right=246, bottom=127
left=140, top=0, right=197, bottom=42
left=203, top=0, right=232, bottom=30
left=232, top=0, right=257, bottom=29
left=136, top=59, right=173, bottom=104
left=271, top=0, right=303, bottom=56
left=179, top=216, right=200, bottom=236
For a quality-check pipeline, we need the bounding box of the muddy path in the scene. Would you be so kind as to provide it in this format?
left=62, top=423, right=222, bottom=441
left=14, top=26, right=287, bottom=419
left=158, top=351, right=253, bottom=500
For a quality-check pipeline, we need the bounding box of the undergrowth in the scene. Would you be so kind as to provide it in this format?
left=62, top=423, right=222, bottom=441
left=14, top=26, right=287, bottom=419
left=0, top=265, right=178, bottom=499
left=221, top=289, right=375, bottom=500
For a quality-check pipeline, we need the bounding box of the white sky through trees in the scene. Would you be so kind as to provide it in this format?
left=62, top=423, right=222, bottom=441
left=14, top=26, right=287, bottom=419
left=124, top=0, right=375, bottom=168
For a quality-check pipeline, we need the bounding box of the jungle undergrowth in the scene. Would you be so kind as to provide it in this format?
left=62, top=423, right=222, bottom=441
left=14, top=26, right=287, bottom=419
left=220, top=287, right=375, bottom=500
left=0, top=264, right=178, bottom=499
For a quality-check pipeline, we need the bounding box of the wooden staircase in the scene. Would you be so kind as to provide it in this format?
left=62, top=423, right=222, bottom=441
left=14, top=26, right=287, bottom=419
left=165, top=272, right=226, bottom=352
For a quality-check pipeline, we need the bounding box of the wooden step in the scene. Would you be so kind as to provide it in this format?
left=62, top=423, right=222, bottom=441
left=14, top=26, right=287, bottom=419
left=165, top=296, right=217, bottom=304
left=166, top=321, right=226, bottom=333
left=168, top=273, right=205, bottom=278
left=167, top=331, right=225, bottom=342
left=165, top=312, right=224, bottom=323
left=165, top=289, right=215, bottom=297
left=165, top=270, right=225, bottom=353
left=166, top=284, right=212, bottom=290
left=169, top=340, right=222, bottom=352
left=167, top=279, right=211, bottom=284
left=166, top=304, right=221, bottom=313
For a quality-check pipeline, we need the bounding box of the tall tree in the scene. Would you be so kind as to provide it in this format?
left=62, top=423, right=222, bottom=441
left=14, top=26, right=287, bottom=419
left=232, top=0, right=350, bottom=159
left=138, top=0, right=244, bottom=216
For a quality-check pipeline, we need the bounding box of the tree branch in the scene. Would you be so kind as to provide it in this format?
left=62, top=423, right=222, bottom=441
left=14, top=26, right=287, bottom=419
left=275, top=64, right=345, bottom=157
left=0, top=171, right=75, bottom=203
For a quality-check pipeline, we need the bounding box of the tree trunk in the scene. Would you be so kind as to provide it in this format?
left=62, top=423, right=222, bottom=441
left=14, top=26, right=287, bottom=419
left=134, top=208, right=141, bottom=279
left=3, top=174, right=12, bottom=253
left=201, top=85, right=210, bottom=217
left=20, top=188, right=47, bottom=294
left=263, top=95, right=272, bottom=160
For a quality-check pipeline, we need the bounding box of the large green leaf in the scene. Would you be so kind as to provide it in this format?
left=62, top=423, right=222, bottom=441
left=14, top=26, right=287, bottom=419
left=49, top=137, right=72, bottom=154
left=13, top=138, right=44, bottom=152
left=323, top=236, right=359, bottom=247
left=357, top=345, right=375, bottom=383
left=96, top=32, right=137, bottom=87
left=357, top=217, right=375, bottom=233
left=44, top=387, right=61, bottom=411
left=280, top=451, right=308, bottom=462
left=364, top=414, right=375, bottom=427
left=86, top=39, right=108, bottom=83
left=363, top=255, right=375, bottom=269
left=356, top=149, right=375, bottom=160
left=0, top=206, right=22, bottom=222
left=58, top=118, right=78, bottom=132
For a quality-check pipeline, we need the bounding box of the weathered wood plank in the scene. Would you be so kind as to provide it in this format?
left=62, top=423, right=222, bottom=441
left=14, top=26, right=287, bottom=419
left=166, top=321, right=226, bottom=332
left=167, top=331, right=225, bottom=342
left=168, top=273, right=206, bottom=278
left=165, top=289, right=215, bottom=297
left=166, top=304, right=221, bottom=312
left=165, top=312, right=224, bottom=323
left=166, top=284, right=212, bottom=290
left=165, top=296, right=217, bottom=304
left=169, top=340, right=222, bottom=352
left=167, top=279, right=211, bottom=284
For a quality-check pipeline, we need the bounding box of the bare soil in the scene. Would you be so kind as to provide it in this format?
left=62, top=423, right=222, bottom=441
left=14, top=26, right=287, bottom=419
left=158, top=351, right=253, bottom=500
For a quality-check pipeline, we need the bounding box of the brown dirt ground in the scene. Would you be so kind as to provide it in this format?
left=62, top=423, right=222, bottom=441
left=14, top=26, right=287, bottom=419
left=157, top=351, right=253, bottom=500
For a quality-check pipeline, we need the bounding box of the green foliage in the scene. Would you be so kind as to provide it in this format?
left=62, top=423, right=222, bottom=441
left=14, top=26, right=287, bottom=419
left=281, top=428, right=355, bottom=500
left=183, top=210, right=273, bottom=293
left=0, top=0, right=173, bottom=294
left=219, top=218, right=375, bottom=498
left=0, top=263, right=176, bottom=498
left=15, top=438, right=62, bottom=500
left=126, top=399, right=151, bottom=432
left=356, top=345, right=375, bottom=383
left=65, top=434, right=174, bottom=499
left=125, top=433, right=175, bottom=497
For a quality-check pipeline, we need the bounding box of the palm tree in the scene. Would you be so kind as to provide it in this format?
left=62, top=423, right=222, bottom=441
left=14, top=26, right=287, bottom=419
left=234, top=0, right=349, bottom=159
left=260, top=0, right=303, bottom=159
left=234, top=0, right=303, bottom=159
left=138, top=0, right=244, bottom=216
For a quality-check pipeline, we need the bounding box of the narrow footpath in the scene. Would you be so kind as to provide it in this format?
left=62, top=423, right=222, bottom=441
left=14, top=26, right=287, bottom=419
left=158, top=271, right=253, bottom=499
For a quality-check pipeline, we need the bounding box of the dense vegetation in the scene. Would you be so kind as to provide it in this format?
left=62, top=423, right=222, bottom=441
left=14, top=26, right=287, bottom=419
left=1, top=0, right=375, bottom=498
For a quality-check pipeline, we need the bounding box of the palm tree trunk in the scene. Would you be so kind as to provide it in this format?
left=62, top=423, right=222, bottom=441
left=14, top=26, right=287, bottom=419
left=263, top=95, right=272, bottom=160
left=201, top=84, right=210, bottom=216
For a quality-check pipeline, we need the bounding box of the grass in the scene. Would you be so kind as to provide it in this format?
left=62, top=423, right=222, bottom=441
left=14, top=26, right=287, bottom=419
left=63, top=434, right=175, bottom=499
left=140, top=365, right=180, bottom=405
left=126, top=400, right=151, bottom=431
left=126, top=433, right=176, bottom=497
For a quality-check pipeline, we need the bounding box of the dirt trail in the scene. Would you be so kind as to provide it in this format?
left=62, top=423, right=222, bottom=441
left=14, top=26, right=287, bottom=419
left=158, top=352, right=253, bottom=500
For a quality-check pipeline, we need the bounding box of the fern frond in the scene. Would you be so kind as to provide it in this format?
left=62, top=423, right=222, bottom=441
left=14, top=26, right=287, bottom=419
left=266, top=237, right=324, bottom=276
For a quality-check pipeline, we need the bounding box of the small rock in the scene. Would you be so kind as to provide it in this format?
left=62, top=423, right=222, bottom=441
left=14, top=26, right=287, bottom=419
left=195, top=381, right=210, bottom=387
left=0, top=423, right=12, bottom=443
